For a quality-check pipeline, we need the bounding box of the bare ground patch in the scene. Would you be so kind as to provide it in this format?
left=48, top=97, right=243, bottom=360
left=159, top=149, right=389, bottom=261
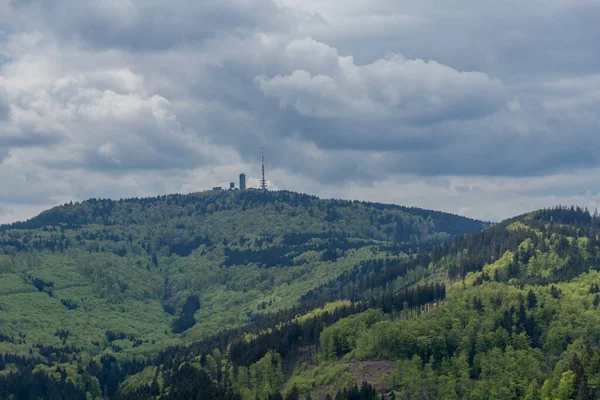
left=309, top=360, right=395, bottom=399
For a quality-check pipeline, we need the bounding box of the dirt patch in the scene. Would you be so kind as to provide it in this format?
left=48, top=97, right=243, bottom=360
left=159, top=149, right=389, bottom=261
left=310, top=360, right=396, bottom=399
left=346, top=360, right=395, bottom=390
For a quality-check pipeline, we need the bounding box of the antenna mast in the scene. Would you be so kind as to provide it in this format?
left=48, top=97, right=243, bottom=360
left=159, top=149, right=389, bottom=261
left=260, top=147, right=267, bottom=191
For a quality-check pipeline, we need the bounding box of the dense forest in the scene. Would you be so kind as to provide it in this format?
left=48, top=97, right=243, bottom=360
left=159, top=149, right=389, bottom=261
left=114, top=205, right=600, bottom=400
left=3, top=192, right=600, bottom=399
left=0, top=190, right=486, bottom=399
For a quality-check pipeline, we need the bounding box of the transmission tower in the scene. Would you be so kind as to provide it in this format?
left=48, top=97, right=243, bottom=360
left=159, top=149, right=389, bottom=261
left=260, top=147, right=268, bottom=191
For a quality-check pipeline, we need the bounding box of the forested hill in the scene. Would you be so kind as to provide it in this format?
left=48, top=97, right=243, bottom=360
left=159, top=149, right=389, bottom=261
left=0, top=190, right=487, bottom=399
left=3, top=201, right=600, bottom=399
left=114, top=206, right=600, bottom=400
left=2, top=190, right=485, bottom=241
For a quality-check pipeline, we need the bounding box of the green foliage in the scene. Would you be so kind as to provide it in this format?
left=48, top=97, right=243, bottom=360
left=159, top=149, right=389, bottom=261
left=293, top=301, right=353, bottom=325
left=0, top=191, right=478, bottom=363
left=292, top=204, right=600, bottom=399
left=241, top=351, right=283, bottom=399
left=286, top=363, right=354, bottom=397
left=319, top=309, right=385, bottom=361
left=119, top=366, right=161, bottom=395
left=7, top=200, right=600, bottom=400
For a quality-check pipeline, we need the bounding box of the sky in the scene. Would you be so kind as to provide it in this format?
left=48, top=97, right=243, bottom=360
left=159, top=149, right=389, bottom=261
left=0, top=0, right=599, bottom=223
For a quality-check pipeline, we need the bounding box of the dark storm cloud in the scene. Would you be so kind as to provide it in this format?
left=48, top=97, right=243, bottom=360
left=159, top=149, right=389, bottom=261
left=0, top=133, right=61, bottom=148
left=0, top=86, right=9, bottom=120
left=1, top=0, right=600, bottom=222
left=156, top=36, right=510, bottom=180
left=310, top=0, right=600, bottom=81
left=9, top=0, right=295, bottom=51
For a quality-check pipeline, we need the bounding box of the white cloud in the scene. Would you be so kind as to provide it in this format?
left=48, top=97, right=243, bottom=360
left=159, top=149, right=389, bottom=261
left=258, top=45, right=506, bottom=123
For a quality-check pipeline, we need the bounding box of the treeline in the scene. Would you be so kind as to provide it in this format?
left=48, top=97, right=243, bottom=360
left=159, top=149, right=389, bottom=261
left=2, top=190, right=481, bottom=231
left=301, top=257, right=409, bottom=303
left=1, top=190, right=484, bottom=246
left=223, top=238, right=374, bottom=268
left=0, top=233, right=73, bottom=254
left=530, top=205, right=594, bottom=227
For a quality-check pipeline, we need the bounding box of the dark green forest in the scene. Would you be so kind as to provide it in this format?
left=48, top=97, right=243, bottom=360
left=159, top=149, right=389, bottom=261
left=2, top=191, right=599, bottom=399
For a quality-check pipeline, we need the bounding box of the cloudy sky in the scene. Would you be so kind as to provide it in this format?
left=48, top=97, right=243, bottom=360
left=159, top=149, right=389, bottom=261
left=0, top=0, right=599, bottom=222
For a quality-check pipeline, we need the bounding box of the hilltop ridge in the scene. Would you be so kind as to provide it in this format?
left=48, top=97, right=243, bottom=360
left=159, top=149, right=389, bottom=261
left=2, top=190, right=486, bottom=237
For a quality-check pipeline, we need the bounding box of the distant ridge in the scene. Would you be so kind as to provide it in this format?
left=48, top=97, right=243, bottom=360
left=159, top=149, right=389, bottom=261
left=2, top=190, right=487, bottom=235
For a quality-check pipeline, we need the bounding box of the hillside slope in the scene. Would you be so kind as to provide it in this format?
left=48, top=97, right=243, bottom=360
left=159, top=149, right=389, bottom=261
left=111, top=206, right=600, bottom=400
left=0, top=190, right=486, bottom=399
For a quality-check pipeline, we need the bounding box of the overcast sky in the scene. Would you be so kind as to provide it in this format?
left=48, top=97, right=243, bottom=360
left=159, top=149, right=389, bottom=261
left=0, top=0, right=599, bottom=222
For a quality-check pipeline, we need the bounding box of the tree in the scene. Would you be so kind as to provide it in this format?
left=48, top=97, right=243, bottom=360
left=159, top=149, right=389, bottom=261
left=551, top=285, right=562, bottom=299
left=556, top=371, right=575, bottom=400
left=172, top=295, right=201, bottom=333
left=527, top=290, right=538, bottom=309
left=285, top=386, right=300, bottom=400
left=577, top=378, right=591, bottom=400
left=524, top=379, right=541, bottom=400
